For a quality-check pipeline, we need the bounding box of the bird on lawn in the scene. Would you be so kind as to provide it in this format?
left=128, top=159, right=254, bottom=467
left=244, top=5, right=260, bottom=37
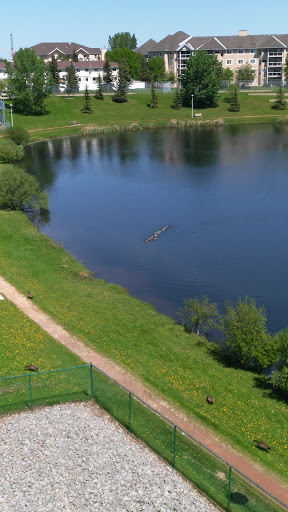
left=27, top=292, right=34, bottom=299
left=25, top=364, right=39, bottom=372
left=253, top=440, right=271, bottom=452
left=207, top=395, right=215, bottom=405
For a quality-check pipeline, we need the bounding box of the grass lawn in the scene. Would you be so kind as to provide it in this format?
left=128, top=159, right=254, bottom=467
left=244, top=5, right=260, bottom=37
left=3, top=92, right=287, bottom=142
left=0, top=211, right=287, bottom=484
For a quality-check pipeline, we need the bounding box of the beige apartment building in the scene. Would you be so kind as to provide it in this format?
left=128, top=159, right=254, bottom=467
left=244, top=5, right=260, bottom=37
left=138, top=30, right=288, bottom=85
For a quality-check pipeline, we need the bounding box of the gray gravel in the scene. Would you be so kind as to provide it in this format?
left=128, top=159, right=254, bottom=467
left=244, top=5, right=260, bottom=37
left=0, top=402, right=218, bottom=511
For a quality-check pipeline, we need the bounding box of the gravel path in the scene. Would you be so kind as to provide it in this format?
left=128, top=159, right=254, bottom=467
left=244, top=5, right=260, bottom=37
left=0, top=403, right=219, bottom=512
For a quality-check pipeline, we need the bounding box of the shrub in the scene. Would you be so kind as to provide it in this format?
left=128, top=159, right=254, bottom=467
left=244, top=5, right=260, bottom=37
left=5, top=127, right=29, bottom=145
left=0, top=139, right=24, bottom=163
left=221, top=297, right=277, bottom=371
left=0, top=165, right=48, bottom=212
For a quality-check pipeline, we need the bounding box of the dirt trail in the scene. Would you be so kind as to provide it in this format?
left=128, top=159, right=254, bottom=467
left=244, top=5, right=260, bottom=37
left=0, top=275, right=287, bottom=505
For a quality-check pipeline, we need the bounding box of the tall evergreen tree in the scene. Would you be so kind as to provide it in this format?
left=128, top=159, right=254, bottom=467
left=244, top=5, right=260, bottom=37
left=71, top=48, right=78, bottom=62
left=171, top=87, right=182, bottom=110
left=94, top=75, right=104, bottom=100
left=113, top=61, right=128, bottom=103
left=272, top=85, right=287, bottom=110
left=47, top=56, right=60, bottom=85
left=149, top=79, right=158, bottom=108
left=103, top=56, right=113, bottom=84
left=65, top=63, right=79, bottom=95
left=81, top=85, right=93, bottom=113
left=229, top=84, right=240, bottom=112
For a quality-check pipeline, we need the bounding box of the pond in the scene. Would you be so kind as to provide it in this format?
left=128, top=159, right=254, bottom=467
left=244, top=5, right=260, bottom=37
left=23, top=123, right=288, bottom=333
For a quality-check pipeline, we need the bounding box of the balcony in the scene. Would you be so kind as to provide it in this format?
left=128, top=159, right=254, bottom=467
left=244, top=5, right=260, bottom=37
left=268, top=71, right=282, bottom=78
left=268, top=52, right=283, bottom=57
left=268, top=62, right=283, bottom=67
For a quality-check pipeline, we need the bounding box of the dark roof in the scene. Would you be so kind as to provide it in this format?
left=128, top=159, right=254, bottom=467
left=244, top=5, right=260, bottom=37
left=137, top=39, right=157, bottom=55
left=57, top=60, right=118, bottom=70
left=155, top=31, right=190, bottom=51
left=30, top=42, right=101, bottom=56
left=142, top=32, right=288, bottom=52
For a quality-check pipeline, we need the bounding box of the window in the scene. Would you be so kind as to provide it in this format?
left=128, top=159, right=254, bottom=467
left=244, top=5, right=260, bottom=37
left=112, top=67, right=117, bottom=71
left=238, top=49, right=244, bottom=54
left=78, top=78, right=81, bottom=81
left=237, top=59, right=244, bottom=65
left=226, top=59, right=232, bottom=65
left=85, top=69, right=89, bottom=72
left=93, top=77, right=97, bottom=81
left=250, top=49, right=256, bottom=54
left=250, top=59, right=256, bottom=64
left=226, top=49, right=233, bottom=54
left=86, top=78, right=88, bottom=81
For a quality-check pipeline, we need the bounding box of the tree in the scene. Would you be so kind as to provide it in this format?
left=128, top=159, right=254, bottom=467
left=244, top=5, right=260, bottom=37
left=0, top=165, right=48, bottom=212
left=270, top=329, right=288, bottom=391
left=228, top=84, right=240, bottom=112
left=147, top=57, right=166, bottom=82
left=47, top=56, right=60, bottom=85
left=235, top=63, right=256, bottom=83
left=94, top=75, right=104, bottom=100
left=4, top=127, right=29, bottom=145
left=285, top=55, right=288, bottom=78
left=65, top=63, right=79, bottom=95
left=222, top=68, right=234, bottom=82
left=0, top=140, right=24, bottom=163
left=171, top=87, right=182, bottom=110
left=106, top=48, right=140, bottom=80
left=72, top=48, right=78, bottom=62
left=81, top=85, right=93, bottom=113
left=221, top=297, right=277, bottom=371
left=272, top=85, right=287, bottom=110
left=180, top=50, right=223, bottom=108
left=178, top=295, right=219, bottom=335
left=103, top=56, right=113, bottom=85
left=149, top=79, right=158, bottom=108
left=5, top=47, right=49, bottom=115
left=0, top=78, right=9, bottom=94
left=108, top=32, right=137, bottom=51
left=112, top=60, right=128, bottom=103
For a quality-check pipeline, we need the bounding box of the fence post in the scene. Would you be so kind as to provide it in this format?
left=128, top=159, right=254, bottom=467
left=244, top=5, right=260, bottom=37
left=173, top=425, right=177, bottom=469
left=228, top=466, right=232, bottom=511
left=129, top=392, right=132, bottom=433
left=90, top=363, right=94, bottom=398
left=29, top=375, right=33, bottom=411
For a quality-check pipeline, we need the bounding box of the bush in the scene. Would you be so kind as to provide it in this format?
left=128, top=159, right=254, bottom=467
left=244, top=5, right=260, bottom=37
left=0, top=139, right=24, bottom=163
left=0, top=165, right=48, bottom=212
left=178, top=295, right=219, bottom=335
left=221, top=297, right=277, bottom=371
left=5, top=127, right=29, bottom=145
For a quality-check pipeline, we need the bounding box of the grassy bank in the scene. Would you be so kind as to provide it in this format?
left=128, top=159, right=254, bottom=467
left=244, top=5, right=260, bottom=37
left=0, top=211, right=287, bottom=483
left=3, top=92, right=288, bottom=142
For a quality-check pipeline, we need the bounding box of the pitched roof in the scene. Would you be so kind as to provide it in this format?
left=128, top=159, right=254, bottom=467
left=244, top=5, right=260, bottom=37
left=155, top=31, right=190, bottom=51
left=137, top=39, right=157, bottom=55
left=30, top=43, right=101, bottom=56
left=57, top=60, right=118, bottom=70
left=141, top=32, right=288, bottom=51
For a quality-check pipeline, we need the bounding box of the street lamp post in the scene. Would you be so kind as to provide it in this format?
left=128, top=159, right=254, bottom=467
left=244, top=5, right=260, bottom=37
left=191, top=94, right=194, bottom=119
left=9, top=104, right=13, bottom=128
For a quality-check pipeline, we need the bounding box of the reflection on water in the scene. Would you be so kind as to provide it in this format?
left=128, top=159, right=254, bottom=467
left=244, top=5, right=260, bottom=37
left=23, top=124, right=288, bottom=333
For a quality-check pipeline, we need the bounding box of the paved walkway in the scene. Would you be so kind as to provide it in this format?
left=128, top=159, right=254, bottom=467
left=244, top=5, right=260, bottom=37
left=0, top=275, right=287, bottom=506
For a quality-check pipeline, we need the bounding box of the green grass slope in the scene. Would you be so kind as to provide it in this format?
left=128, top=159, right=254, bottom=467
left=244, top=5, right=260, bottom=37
left=0, top=211, right=287, bottom=482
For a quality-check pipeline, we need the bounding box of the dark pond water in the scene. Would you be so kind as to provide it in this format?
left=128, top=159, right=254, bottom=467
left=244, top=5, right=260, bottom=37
left=23, top=124, right=288, bottom=333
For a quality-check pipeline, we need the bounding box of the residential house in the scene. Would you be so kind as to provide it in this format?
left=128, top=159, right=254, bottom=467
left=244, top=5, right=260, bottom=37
left=30, top=42, right=107, bottom=62
left=58, top=61, right=119, bottom=91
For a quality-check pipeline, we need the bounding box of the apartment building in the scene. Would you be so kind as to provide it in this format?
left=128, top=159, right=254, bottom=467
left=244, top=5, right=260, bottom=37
left=57, top=61, right=118, bottom=91
left=138, top=30, right=288, bottom=85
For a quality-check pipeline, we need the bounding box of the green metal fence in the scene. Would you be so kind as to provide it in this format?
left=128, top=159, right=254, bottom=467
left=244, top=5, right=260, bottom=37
left=0, top=364, right=287, bottom=512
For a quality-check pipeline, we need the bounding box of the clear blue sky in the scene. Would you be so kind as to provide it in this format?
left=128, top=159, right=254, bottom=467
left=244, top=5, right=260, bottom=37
left=1, top=0, right=288, bottom=60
